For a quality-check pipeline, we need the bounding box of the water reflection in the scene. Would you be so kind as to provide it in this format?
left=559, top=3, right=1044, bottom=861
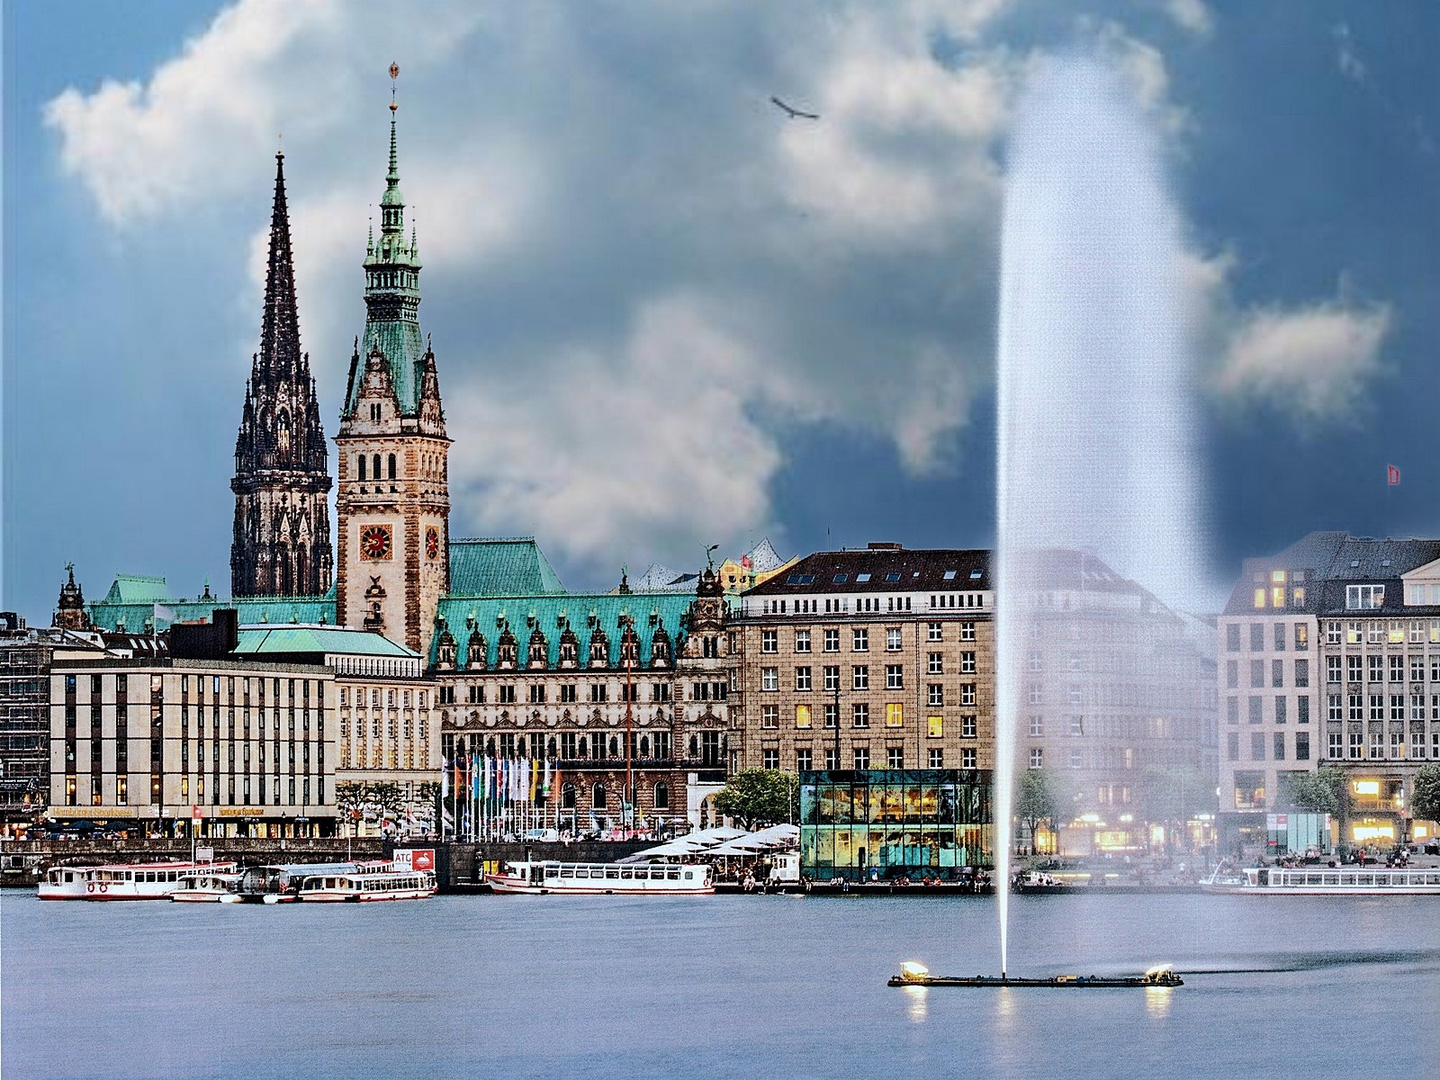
left=993, top=987, right=1017, bottom=1033
left=902, top=985, right=928, bottom=1023
left=1145, top=987, right=1173, bottom=1019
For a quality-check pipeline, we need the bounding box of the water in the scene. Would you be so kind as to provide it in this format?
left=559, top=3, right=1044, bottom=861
left=5, top=892, right=1438, bottom=1079
left=994, top=56, right=1204, bottom=975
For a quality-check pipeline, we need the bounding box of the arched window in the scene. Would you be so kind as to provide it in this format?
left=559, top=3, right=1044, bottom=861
left=358, top=454, right=367, bottom=481
left=372, top=454, right=381, bottom=480
left=388, top=454, right=396, bottom=480
left=561, top=783, right=576, bottom=810
left=593, top=783, right=607, bottom=809
left=654, top=782, right=669, bottom=810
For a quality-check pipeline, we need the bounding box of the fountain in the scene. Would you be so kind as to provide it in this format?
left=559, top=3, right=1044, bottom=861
left=992, top=55, right=1203, bottom=979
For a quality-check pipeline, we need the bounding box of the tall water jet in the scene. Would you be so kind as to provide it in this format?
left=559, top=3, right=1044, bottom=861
left=994, top=57, right=1203, bottom=978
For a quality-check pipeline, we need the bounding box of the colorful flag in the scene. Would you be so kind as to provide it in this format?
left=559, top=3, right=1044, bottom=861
left=1388, top=464, right=1401, bottom=485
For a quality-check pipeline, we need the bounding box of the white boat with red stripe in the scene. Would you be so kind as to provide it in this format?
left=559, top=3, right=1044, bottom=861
left=38, top=860, right=239, bottom=900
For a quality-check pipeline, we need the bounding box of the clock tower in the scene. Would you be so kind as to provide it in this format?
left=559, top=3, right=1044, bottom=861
left=335, top=71, right=450, bottom=655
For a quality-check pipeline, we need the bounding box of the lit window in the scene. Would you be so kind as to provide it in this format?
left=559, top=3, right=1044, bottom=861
left=795, top=704, right=811, bottom=729
left=885, top=703, right=903, bottom=728
left=927, top=715, right=943, bottom=738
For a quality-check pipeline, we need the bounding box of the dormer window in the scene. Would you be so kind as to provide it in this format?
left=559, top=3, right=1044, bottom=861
left=1346, top=584, right=1384, bottom=610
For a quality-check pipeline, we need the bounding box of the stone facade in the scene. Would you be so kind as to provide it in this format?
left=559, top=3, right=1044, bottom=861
left=733, top=545, right=997, bottom=776
left=434, top=567, right=736, bottom=831
left=335, top=109, right=450, bottom=657
left=1219, top=532, right=1440, bottom=847
left=231, top=151, right=334, bottom=599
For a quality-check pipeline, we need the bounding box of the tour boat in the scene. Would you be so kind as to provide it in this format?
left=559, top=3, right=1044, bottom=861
left=296, top=865, right=437, bottom=902
left=1204, top=865, right=1440, bottom=896
left=38, top=860, right=238, bottom=900
left=233, top=862, right=379, bottom=903
left=485, top=860, right=714, bottom=895
left=171, top=871, right=245, bottom=903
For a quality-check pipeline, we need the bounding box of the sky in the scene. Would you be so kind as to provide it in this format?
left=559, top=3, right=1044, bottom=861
left=2, top=0, right=1437, bottom=622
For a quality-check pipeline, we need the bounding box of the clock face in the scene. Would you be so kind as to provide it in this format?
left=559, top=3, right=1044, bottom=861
left=425, top=526, right=440, bottom=560
left=360, top=524, right=393, bottom=560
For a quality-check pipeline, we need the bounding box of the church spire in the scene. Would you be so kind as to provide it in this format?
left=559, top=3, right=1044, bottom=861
left=260, top=149, right=302, bottom=376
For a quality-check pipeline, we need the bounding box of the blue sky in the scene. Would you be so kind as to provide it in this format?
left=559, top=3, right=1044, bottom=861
left=3, top=1, right=1437, bottom=621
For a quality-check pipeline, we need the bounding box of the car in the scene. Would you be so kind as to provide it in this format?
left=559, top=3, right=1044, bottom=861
left=520, top=828, right=560, bottom=843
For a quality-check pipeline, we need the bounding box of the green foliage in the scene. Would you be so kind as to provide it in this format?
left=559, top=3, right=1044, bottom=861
left=715, top=769, right=799, bottom=829
left=1412, top=764, right=1440, bottom=823
left=1283, top=767, right=1351, bottom=819
left=1014, top=769, right=1057, bottom=851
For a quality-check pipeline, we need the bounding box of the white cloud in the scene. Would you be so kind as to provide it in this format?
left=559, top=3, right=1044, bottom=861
left=1333, top=23, right=1366, bottom=83
left=1162, top=0, right=1213, bottom=37
left=446, top=296, right=783, bottom=562
left=1214, top=300, right=1392, bottom=420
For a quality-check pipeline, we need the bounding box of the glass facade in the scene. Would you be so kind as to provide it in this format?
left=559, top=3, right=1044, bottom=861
left=799, top=769, right=992, bottom=881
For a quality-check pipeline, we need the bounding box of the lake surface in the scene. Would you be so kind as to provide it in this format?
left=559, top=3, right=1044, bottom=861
left=4, top=890, right=1438, bottom=1079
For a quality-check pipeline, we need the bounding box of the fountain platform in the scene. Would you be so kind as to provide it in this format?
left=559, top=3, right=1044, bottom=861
left=889, top=963, right=1182, bottom=988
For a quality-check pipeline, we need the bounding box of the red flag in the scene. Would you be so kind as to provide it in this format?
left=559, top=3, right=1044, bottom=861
left=1388, top=464, right=1401, bottom=486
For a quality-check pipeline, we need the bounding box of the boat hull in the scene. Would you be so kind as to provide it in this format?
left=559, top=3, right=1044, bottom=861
left=890, top=974, right=1183, bottom=988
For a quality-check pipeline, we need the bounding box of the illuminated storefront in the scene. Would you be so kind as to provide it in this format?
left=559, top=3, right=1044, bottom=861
left=799, top=769, right=992, bottom=881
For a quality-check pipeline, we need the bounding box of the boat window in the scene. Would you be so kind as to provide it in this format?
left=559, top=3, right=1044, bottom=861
left=560, top=869, right=574, bottom=878
left=544, top=867, right=558, bottom=879
left=605, top=869, right=620, bottom=879
left=620, top=869, right=633, bottom=880
left=684, top=871, right=694, bottom=880
left=667, top=870, right=680, bottom=880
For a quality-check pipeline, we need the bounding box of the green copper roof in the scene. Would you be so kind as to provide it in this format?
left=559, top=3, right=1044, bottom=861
left=234, top=626, right=416, bottom=659
left=101, top=575, right=174, bottom=605
left=432, top=591, right=696, bottom=669
left=88, top=575, right=335, bottom=633
left=447, top=538, right=566, bottom=598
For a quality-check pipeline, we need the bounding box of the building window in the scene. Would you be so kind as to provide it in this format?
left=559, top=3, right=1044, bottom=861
left=1251, top=732, right=1265, bottom=761
left=1227, top=697, right=1239, bottom=724
left=790, top=666, right=810, bottom=692
left=960, top=652, right=975, bottom=675
left=927, top=653, right=944, bottom=676
left=927, top=715, right=943, bottom=738
left=1345, top=584, right=1384, bottom=610
left=796, top=749, right=813, bottom=772
left=1226, top=661, right=1238, bottom=689
left=1273, top=732, right=1286, bottom=760
left=1294, top=659, right=1309, bottom=688
left=1028, top=684, right=1043, bottom=706
left=887, top=747, right=904, bottom=769
left=1226, top=624, right=1240, bottom=651
left=1029, top=715, right=1043, bottom=737
left=593, top=783, right=607, bottom=809
left=1271, top=659, right=1284, bottom=687
left=852, top=628, right=868, bottom=652
left=928, top=684, right=943, bottom=707
left=853, top=703, right=869, bottom=729
left=762, top=668, right=778, bottom=692
left=962, top=748, right=977, bottom=769
left=823, top=665, right=840, bottom=692
left=927, top=622, right=943, bottom=642
left=761, top=705, right=778, bottom=729
left=824, top=703, right=838, bottom=729
left=852, top=666, right=869, bottom=691
left=960, top=684, right=976, bottom=706
left=1227, top=732, right=1239, bottom=762
left=885, top=665, right=903, bottom=690
left=885, top=703, right=903, bottom=728
left=1250, top=623, right=1264, bottom=650
left=761, top=630, right=778, bottom=654
left=886, top=628, right=902, bottom=652
left=1274, top=623, right=1287, bottom=651
left=795, top=629, right=811, bottom=653
left=795, top=704, right=812, bottom=729
left=1250, top=660, right=1264, bottom=688
left=961, top=621, right=975, bottom=642
left=1296, top=732, right=1310, bottom=760
left=1298, top=696, right=1310, bottom=723
left=762, top=749, right=780, bottom=770
left=1294, top=623, right=1308, bottom=650
left=1029, top=748, right=1043, bottom=769
left=853, top=747, right=870, bottom=770
left=1274, top=697, right=1286, bottom=724
left=1249, top=696, right=1262, bottom=724
left=823, top=628, right=840, bottom=652
left=1370, top=694, right=1384, bottom=721
left=929, top=748, right=944, bottom=768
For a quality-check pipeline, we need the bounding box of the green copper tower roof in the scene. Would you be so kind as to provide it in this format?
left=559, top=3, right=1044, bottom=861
left=343, top=100, right=426, bottom=418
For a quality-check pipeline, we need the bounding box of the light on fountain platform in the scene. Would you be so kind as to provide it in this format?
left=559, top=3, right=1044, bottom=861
left=898, top=961, right=930, bottom=983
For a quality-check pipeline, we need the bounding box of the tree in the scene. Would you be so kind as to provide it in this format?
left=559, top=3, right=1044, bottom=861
left=1014, top=769, right=1057, bottom=855
left=1412, top=764, right=1440, bottom=825
left=336, top=781, right=367, bottom=833
left=370, top=782, right=405, bottom=829
left=715, top=769, right=798, bottom=829
left=1283, top=767, right=1351, bottom=820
